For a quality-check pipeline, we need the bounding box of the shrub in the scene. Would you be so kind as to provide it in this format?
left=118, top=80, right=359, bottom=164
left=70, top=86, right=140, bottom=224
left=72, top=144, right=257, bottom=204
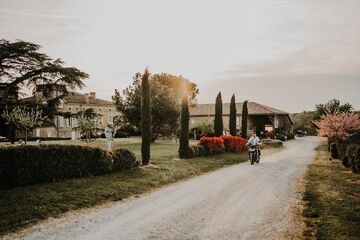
left=328, top=136, right=336, bottom=151
left=344, top=144, right=360, bottom=173
left=0, top=145, right=112, bottom=189
left=186, top=146, right=196, bottom=158
left=275, top=134, right=287, bottom=141
left=220, top=136, right=247, bottom=152
left=287, top=133, right=295, bottom=140
left=184, top=145, right=208, bottom=158
left=114, top=130, right=131, bottom=138
left=199, top=137, right=225, bottom=155
left=262, top=139, right=283, bottom=148
left=330, top=142, right=339, bottom=159
left=265, top=131, right=275, bottom=139
left=112, top=148, right=140, bottom=171
left=351, top=146, right=360, bottom=173
left=196, top=145, right=207, bottom=156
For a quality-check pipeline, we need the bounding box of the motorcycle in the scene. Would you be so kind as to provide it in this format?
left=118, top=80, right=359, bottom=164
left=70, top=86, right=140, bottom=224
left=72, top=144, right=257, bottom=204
left=248, top=145, right=260, bottom=165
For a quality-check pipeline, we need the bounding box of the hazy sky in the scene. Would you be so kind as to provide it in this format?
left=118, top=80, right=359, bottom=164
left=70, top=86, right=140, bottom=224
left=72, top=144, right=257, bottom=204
left=0, top=0, right=359, bottom=112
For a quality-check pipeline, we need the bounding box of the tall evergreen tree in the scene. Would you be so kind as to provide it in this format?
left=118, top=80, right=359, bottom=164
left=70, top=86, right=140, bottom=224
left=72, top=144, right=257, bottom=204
left=229, top=94, right=237, bottom=136
left=179, top=94, right=189, bottom=159
left=214, top=92, right=223, bottom=137
left=141, top=68, right=151, bottom=165
left=241, top=100, right=248, bottom=138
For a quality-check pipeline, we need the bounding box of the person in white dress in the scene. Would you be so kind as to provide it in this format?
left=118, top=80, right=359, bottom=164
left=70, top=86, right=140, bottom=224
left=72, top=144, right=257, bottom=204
left=105, top=123, right=114, bottom=152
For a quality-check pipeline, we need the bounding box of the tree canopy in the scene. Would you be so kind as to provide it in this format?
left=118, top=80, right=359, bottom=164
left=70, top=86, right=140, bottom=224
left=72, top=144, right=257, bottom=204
left=0, top=39, right=88, bottom=139
left=315, top=99, right=353, bottom=120
left=112, top=72, right=198, bottom=142
left=0, top=39, right=88, bottom=105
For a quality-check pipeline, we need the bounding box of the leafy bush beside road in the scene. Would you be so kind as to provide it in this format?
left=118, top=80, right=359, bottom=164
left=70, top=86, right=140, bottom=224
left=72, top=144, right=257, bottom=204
left=198, top=137, right=225, bottom=155
left=188, top=136, right=249, bottom=158
left=220, top=136, right=247, bottom=152
left=0, top=145, right=139, bottom=189
left=113, top=148, right=140, bottom=171
left=0, top=145, right=112, bottom=189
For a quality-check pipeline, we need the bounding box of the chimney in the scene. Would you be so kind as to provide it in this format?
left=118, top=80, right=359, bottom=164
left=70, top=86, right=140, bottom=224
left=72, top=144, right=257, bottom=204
left=84, top=93, right=89, bottom=104
left=89, top=92, right=96, bottom=99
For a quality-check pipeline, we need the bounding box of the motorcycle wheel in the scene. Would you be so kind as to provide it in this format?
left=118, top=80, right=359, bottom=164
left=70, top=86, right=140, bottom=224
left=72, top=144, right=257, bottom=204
left=250, top=155, right=254, bottom=165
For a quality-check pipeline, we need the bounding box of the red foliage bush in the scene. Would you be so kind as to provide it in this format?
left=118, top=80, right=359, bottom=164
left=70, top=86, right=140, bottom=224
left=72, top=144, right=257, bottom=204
left=199, top=137, right=225, bottom=154
left=220, top=136, right=247, bottom=152
left=265, top=131, right=275, bottom=139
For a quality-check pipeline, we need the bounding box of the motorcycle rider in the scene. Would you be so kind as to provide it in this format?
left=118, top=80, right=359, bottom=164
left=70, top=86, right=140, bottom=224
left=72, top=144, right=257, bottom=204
left=246, top=132, right=261, bottom=159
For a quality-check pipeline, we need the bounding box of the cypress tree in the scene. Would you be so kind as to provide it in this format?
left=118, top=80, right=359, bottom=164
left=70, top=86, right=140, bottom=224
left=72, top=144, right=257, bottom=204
left=214, top=92, right=223, bottom=137
left=179, top=94, right=189, bottom=159
left=241, top=100, right=248, bottom=138
left=229, top=94, right=237, bottom=136
left=141, top=68, right=151, bottom=165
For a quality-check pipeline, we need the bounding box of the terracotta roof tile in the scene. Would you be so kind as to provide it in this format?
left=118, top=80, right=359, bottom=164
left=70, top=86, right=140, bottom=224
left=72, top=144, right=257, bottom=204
left=190, top=101, right=288, bottom=116
left=21, top=92, right=114, bottom=106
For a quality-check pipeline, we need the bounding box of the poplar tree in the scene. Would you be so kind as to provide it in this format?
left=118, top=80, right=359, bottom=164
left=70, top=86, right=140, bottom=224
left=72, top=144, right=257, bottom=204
left=241, top=100, right=248, bottom=138
left=179, top=94, right=189, bottom=158
left=141, top=68, right=151, bottom=165
left=214, top=92, right=223, bottom=137
left=229, top=94, right=237, bottom=136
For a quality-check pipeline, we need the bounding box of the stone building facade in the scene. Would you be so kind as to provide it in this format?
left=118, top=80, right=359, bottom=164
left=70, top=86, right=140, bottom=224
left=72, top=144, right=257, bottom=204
left=23, top=91, right=117, bottom=139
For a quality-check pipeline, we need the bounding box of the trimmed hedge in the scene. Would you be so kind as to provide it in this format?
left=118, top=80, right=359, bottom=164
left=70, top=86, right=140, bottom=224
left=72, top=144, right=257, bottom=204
left=345, top=144, right=360, bottom=173
left=112, top=148, right=140, bottom=171
left=199, top=137, right=225, bottom=155
left=330, top=142, right=339, bottom=159
left=0, top=137, right=72, bottom=142
left=220, top=136, right=247, bottom=152
left=186, top=145, right=207, bottom=158
left=0, top=145, right=112, bottom=189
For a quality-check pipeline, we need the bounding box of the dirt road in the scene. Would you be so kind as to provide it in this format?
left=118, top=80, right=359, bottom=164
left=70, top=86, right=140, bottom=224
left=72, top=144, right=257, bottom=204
left=5, top=137, right=321, bottom=240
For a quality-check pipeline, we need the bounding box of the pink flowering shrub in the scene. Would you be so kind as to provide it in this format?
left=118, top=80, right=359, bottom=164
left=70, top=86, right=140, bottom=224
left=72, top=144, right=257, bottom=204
left=313, top=111, right=360, bottom=140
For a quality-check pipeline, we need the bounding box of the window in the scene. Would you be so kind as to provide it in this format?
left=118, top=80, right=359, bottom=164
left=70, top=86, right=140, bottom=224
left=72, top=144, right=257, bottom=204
left=66, top=118, right=71, bottom=128
left=58, top=100, right=64, bottom=109
left=108, top=115, right=113, bottom=123
left=59, top=116, right=64, bottom=128
left=72, top=118, right=78, bottom=127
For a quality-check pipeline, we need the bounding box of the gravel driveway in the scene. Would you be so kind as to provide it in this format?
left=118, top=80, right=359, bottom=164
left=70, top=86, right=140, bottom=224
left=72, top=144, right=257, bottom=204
left=5, top=137, right=322, bottom=240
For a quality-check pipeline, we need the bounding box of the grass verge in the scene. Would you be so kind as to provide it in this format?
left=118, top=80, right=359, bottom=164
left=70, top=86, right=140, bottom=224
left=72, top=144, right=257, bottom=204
left=0, top=139, right=260, bottom=236
left=302, top=141, right=360, bottom=240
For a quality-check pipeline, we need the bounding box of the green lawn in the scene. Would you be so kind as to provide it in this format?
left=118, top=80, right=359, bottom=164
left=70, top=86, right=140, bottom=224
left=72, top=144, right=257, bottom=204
left=0, top=138, right=256, bottom=236
left=302, top=142, right=360, bottom=240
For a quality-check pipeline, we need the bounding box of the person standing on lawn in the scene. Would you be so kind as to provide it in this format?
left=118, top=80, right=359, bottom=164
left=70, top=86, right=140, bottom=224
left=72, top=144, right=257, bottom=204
left=105, top=123, right=114, bottom=152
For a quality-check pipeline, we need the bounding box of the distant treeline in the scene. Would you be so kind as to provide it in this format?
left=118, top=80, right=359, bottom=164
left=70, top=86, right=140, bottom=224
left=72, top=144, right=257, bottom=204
left=290, top=111, right=317, bottom=135
left=290, top=100, right=359, bottom=136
